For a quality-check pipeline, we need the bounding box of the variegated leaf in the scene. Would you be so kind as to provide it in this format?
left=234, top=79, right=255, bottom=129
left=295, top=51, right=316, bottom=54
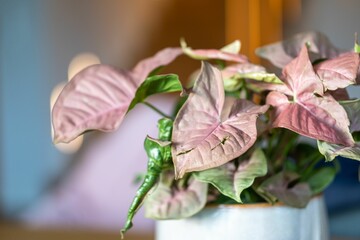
left=145, top=176, right=208, bottom=219
left=194, top=148, right=267, bottom=202
left=267, top=46, right=354, bottom=146
left=172, top=62, right=268, bottom=179
left=318, top=140, right=360, bottom=161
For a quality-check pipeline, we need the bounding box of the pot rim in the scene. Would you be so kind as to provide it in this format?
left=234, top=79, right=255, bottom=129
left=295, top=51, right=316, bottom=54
left=205, top=194, right=322, bottom=209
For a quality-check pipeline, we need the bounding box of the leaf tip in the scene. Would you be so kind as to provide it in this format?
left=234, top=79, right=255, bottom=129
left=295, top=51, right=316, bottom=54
left=354, top=32, right=360, bottom=53
left=179, top=37, right=187, bottom=48
left=174, top=168, right=185, bottom=180
left=120, top=230, right=125, bottom=239
left=53, top=133, right=62, bottom=144
left=120, top=220, right=133, bottom=239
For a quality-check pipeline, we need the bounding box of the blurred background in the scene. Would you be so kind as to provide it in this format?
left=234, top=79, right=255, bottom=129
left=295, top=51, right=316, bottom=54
left=1, top=0, right=360, bottom=239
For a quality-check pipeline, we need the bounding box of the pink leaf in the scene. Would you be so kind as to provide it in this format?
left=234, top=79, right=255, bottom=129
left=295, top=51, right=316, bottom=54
left=256, top=31, right=342, bottom=68
left=145, top=176, right=208, bottom=219
left=132, top=48, right=183, bottom=85
left=356, top=66, right=360, bottom=84
left=282, top=46, right=324, bottom=96
left=268, top=92, right=353, bottom=146
left=328, top=88, right=350, bottom=101
left=266, top=47, right=354, bottom=146
left=52, top=48, right=182, bottom=143
left=172, top=62, right=268, bottom=179
left=258, top=171, right=312, bottom=208
left=314, top=52, right=360, bottom=90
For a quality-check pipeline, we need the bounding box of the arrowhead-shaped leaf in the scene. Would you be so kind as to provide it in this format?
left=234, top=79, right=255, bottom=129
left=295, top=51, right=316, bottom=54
left=314, top=52, right=359, bottom=90
left=144, top=176, right=208, bottom=219
left=256, top=31, right=342, bottom=68
left=257, top=172, right=312, bottom=208
left=267, top=46, right=354, bottom=146
left=52, top=48, right=182, bottom=143
left=128, top=74, right=182, bottom=111
left=181, top=39, right=247, bottom=63
left=194, top=148, right=267, bottom=202
left=282, top=46, right=324, bottom=96
left=172, top=62, right=269, bottom=179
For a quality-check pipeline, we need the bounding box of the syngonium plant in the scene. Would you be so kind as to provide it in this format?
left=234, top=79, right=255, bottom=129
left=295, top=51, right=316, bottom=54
left=52, top=31, right=360, bottom=237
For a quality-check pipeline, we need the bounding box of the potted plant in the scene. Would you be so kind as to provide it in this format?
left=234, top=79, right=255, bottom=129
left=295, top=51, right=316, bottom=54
left=52, top=31, right=360, bottom=240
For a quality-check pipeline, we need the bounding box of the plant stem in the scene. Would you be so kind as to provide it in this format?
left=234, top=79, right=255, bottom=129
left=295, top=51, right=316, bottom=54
left=272, top=129, right=298, bottom=169
left=300, top=153, right=324, bottom=180
left=142, top=101, right=172, bottom=119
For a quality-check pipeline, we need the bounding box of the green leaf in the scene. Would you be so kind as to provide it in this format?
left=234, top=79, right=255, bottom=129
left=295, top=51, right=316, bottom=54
left=128, top=74, right=182, bottom=111
left=194, top=148, right=267, bottom=202
left=257, top=171, right=312, bottom=208
left=121, top=118, right=173, bottom=236
left=307, top=167, right=336, bottom=194
left=157, top=118, right=174, bottom=141
left=145, top=176, right=208, bottom=219
left=353, top=132, right=360, bottom=142
left=318, top=140, right=360, bottom=161
left=291, top=142, right=322, bottom=169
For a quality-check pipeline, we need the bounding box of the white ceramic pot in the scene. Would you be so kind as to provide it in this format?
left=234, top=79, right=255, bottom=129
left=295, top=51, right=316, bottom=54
left=156, top=196, right=329, bottom=240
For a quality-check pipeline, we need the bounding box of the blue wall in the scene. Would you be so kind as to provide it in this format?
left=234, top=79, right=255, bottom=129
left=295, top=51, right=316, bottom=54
left=1, top=0, right=65, bottom=214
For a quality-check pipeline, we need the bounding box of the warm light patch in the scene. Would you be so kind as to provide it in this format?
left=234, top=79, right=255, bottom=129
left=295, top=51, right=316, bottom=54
left=50, top=82, right=84, bottom=154
left=68, top=52, right=100, bottom=80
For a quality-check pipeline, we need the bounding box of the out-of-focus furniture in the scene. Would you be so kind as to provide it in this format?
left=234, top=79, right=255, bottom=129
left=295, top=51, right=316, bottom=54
left=0, top=222, right=153, bottom=240
left=1, top=222, right=359, bottom=240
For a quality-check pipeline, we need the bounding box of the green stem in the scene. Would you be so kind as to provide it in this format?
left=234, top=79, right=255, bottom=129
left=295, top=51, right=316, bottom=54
left=300, top=153, right=324, bottom=180
left=273, top=129, right=298, bottom=169
left=142, top=101, right=172, bottom=119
